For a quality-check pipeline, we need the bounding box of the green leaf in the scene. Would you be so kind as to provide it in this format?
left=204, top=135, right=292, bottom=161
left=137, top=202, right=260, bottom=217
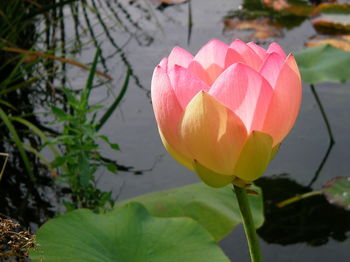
left=62, top=88, right=80, bottom=108
left=109, top=143, right=119, bottom=151
left=106, top=162, right=118, bottom=173
left=98, top=135, right=120, bottom=151
left=99, top=191, right=113, bottom=206
left=51, top=106, right=69, bottom=119
left=98, top=135, right=109, bottom=142
left=118, top=182, right=264, bottom=241
left=295, top=44, right=350, bottom=84
left=323, top=176, right=350, bottom=210
left=51, top=156, right=67, bottom=168
left=87, top=105, right=104, bottom=113
left=78, top=152, right=91, bottom=188
left=30, top=203, right=229, bottom=262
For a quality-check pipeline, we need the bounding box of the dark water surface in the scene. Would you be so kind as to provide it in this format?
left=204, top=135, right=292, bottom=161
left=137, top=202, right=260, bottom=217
left=81, top=1, right=350, bottom=261
left=3, top=0, right=350, bottom=261
left=71, top=0, right=350, bottom=261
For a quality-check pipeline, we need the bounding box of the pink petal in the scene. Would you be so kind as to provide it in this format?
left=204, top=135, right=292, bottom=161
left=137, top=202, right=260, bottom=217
left=229, top=39, right=262, bottom=70
left=262, top=54, right=302, bottom=145
left=224, top=48, right=246, bottom=69
left=188, top=61, right=211, bottom=86
left=209, top=63, right=273, bottom=132
left=168, top=46, right=194, bottom=70
left=168, top=65, right=210, bottom=109
left=189, top=39, right=229, bottom=85
left=180, top=92, right=247, bottom=175
left=259, top=52, right=285, bottom=88
left=247, top=42, right=267, bottom=60
left=151, top=66, right=188, bottom=156
left=267, top=42, right=286, bottom=58
left=285, top=53, right=301, bottom=81
left=159, top=57, right=168, bottom=71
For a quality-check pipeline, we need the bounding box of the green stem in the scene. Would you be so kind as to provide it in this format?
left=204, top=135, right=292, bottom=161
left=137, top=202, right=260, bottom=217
left=234, top=185, right=262, bottom=262
left=310, top=84, right=335, bottom=144
left=276, top=190, right=323, bottom=208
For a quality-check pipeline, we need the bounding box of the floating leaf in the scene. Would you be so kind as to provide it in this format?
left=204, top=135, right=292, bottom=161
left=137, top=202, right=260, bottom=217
left=323, top=176, right=350, bottom=210
left=118, top=182, right=264, bottom=241
left=295, top=44, right=350, bottom=84
left=264, top=0, right=291, bottom=11
left=306, top=35, right=350, bottom=52
left=263, top=0, right=313, bottom=16
left=312, top=3, right=350, bottom=34
left=223, top=17, right=283, bottom=40
left=106, top=162, right=118, bottom=173
left=30, top=203, right=230, bottom=262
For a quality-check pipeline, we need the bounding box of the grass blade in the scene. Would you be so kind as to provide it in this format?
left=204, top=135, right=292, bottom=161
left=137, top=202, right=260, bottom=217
left=96, top=68, right=131, bottom=131
left=1, top=47, right=112, bottom=80
left=82, top=48, right=101, bottom=104
left=0, top=152, right=9, bottom=182
left=10, top=116, right=60, bottom=158
left=0, top=107, right=36, bottom=182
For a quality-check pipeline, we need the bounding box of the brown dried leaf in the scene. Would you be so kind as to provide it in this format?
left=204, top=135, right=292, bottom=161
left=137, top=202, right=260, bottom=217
left=263, top=0, right=313, bottom=16
left=223, top=17, right=283, bottom=40
left=0, top=217, right=37, bottom=260
left=312, top=3, right=350, bottom=34
left=306, top=36, right=350, bottom=52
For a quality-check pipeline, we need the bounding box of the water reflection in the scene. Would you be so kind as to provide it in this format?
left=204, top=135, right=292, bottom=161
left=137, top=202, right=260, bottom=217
left=256, top=174, right=350, bottom=246
left=0, top=0, right=58, bottom=228
left=307, top=141, right=334, bottom=187
left=223, top=0, right=317, bottom=41
left=0, top=0, right=161, bottom=227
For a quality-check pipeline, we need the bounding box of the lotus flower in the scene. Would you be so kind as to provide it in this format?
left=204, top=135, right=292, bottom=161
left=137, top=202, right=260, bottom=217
left=151, top=39, right=302, bottom=188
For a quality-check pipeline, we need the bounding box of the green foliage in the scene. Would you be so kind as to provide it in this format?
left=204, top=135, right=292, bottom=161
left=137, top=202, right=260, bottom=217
left=277, top=176, right=350, bottom=210
left=323, top=176, right=350, bottom=210
left=30, top=202, right=230, bottom=262
left=118, top=182, right=264, bottom=241
left=295, top=44, right=350, bottom=84
left=47, top=50, right=120, bottom=212
left=0, top=54, right=43, bottom=181
left=0, top=107, right=35, bottom=182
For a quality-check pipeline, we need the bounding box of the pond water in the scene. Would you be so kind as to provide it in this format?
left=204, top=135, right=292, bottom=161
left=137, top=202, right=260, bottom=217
left=1, top=0, right=350, bottom=261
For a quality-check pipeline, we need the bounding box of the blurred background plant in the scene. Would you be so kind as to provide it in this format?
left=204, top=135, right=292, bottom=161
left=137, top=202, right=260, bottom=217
left=46, top=49, right=130, bottom=212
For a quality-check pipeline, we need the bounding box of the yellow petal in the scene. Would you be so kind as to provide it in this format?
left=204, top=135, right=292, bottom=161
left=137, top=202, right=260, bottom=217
left=180, top=91, right=247, bottom=175
left=159, top=130, right=194, bottom=171
left=234, top=131, right=273, bottom=181
left=193, top=160, right=233, bottom=188
left=271, top=143, right=281, bottom=160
